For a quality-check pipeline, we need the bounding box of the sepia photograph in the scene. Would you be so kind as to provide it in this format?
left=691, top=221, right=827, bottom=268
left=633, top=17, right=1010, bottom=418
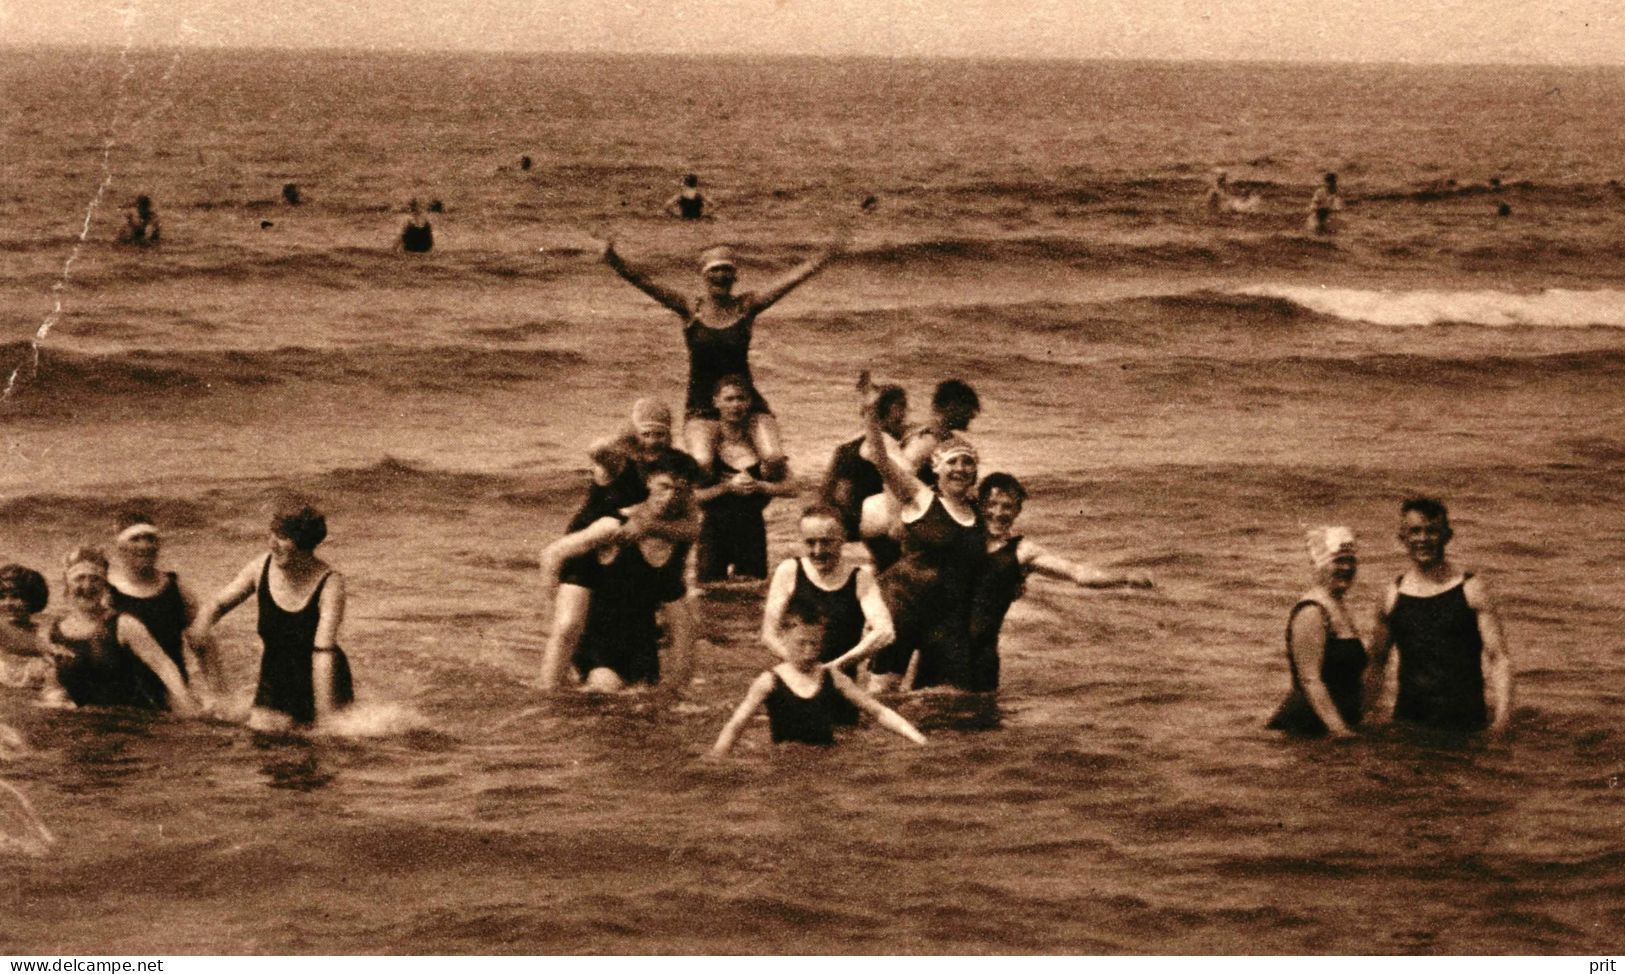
left=1, top=0, right=1622, bottom=956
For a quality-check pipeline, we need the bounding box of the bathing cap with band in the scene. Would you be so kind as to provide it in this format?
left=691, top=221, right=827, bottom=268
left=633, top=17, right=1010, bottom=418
left=1305, top=526, right=1356, bottom=569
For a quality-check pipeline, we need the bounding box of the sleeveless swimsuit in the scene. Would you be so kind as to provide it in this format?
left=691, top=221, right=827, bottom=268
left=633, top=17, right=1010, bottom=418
left=677, top=192, right=704, bottom=220
left=574, top=514, right=690, bottom=685
left=765, top=669, right=857, bottom=745
left=697, top=456, right=772, bottom=582
left=254, top=556, right=354, bottom=725
left=400, top=220, right=434, bottom=253
left=1267, top=599, right=1366, bottom=735
left=785, top=559, right=866, bottom=677
left=874, top=494, right=984, bottom=689
left=966, top=535, right=1029, bottom=693
left=684, top=295, right=771, bottom=420
left=48, top=614, right=166, bottom=710
left=1388, top=574, right=1487, bottom=731
left=111, top=572, right=190, bottom=679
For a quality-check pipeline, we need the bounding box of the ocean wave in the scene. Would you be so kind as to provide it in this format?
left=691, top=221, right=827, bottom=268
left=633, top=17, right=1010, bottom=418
left=848, top=233, right=1340, bottom=271
left=0, top=341, right=582, bottom=413
left=1235, top=285, right=1625, bottom=329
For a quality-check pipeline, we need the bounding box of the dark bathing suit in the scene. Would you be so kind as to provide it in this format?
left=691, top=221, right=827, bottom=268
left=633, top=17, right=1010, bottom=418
left=401, top=221, right=433, bottom=253
left=1267, top=599, right=1366, bottom=736
left=48, top=614, right=166, bottom=710
left=111, top=573, right=190, bottom=678
left=677, top=192, right=704, bottom=219
left=965, top=535, right=1029, bottom=694
left=785, top=560, right=866, bottom=680
left=820, top=435, right=903, bottom=571
left=1388, top=574, right=1488, bottom=731
left=574, top=514, right=690, bottom=686
left=874, top=495, right=984, bottom=689
left=684, top=297, right=771, bottom=420
left=697, top=457, right=773, bottom=582
left=255, top=556, right=354, bottom=726
left=766, top=669, right=858, bottom=746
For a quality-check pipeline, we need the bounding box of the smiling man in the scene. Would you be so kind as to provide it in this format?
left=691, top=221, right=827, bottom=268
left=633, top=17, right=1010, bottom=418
left=1366, top=497, right=1514, bottom=735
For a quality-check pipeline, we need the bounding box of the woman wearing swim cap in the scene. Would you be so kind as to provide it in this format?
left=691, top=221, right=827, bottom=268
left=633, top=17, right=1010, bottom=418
left=189, top=501, right=354, bottom=731
left=856, top=372, right=985, bottom=693
left=108, top=512, right=216, bottom=696
left=1267, top=526, right=1366, bottom=738
left=597, top=228, right=847, bottom=476
left=40, top=547, right=200, bottom=714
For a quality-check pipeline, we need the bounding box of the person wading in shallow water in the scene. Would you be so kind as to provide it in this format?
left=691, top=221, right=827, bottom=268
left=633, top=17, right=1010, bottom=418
left=107, top=512, right=219, bottom=697
left=692, top=375, right=798, bottom=586
left=759, top=505, right=895, bottom=678
left=538, top=454, right=699, bottom=693
left=41, top=547, right=200, bottom=715
left=710, top=616, right=925, bottom=754
left=597, top=227, right=847, bottom=475
left=1267, top=526, right=1366, bottom=738
left=1364, top=497, right=1513, bottom=736
left=400, top=198, right=434, bottom=253
left=967, top=472, right=1153, bottom=693
left=665, top=173, right=712, bottom=220
left=190, top=502, right=355, bottom=731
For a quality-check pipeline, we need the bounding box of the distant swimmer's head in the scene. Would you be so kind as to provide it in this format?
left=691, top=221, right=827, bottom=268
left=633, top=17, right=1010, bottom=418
left=711, top=375, right=754, bottom=424
left=269, top=500, right=328, bottom=563
left=683, top=173, right=699, bottom=188
left=1213, top=169, right=1229, bottom=186
left=135, top=195, right=154, bottom=218
left=699, top=246, right=738, bottom=291
left=0, top=564, right=49, bottom=624
left=978, top=472, right=1027, bottom=537
left=61, top=546, right=110, bottom=609
left=931, top=434, right=979, bottom=494
left=640, top=453, right=695, bottom=518
left=1323, top=172, right=1338, bottom=191
left=630, top=398, right=674, bottom=452
left=932, top=379, right=981, bottom=432
left=114, top=510, right=161, bottom=567
left=1305, top=526, right=1357, bottom=591
left=798, top=504, right=846, bottom=572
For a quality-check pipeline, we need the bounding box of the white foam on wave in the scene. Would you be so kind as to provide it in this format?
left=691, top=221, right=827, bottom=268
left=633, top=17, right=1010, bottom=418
left=1236, top=285, right=1625, bottom=328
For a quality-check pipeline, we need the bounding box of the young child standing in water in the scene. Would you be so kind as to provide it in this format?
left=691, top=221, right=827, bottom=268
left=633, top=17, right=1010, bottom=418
left=711, top=618, right=925, bottom=754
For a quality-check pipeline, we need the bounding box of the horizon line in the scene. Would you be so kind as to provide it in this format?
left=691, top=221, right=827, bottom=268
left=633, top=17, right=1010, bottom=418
left=1, top=40, right=1621, bottom=70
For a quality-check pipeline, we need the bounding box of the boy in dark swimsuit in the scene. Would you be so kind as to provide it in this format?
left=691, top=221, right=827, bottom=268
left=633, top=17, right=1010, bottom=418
left=710, top=617, right=924, bottom=754
left=1365, top=497, right=1513, bottom=734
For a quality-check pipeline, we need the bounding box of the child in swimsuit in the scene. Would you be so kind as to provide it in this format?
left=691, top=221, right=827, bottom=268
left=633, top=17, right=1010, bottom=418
left=711, top=618, right=925, bottom=754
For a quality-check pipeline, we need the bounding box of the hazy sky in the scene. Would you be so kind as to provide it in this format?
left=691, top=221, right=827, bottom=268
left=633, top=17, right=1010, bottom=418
left=2, top=0, right=1621, bottom=64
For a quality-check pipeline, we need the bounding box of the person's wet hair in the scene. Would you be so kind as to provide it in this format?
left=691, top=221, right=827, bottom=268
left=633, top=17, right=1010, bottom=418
left=711, top=373, right=752, bottom=401
left=271, top=501, right=328, bottom=550
left=874, top=384, right=907, bottom=418
left=0, top=563, right=50, bottom=615
left=932, top=379, right=981, bottom=415
left=1400, top=496, right=1450, bottom=525
left=800, top=504, right=845, bottom=528
left=683, top=173, right=699, bottom=188
left=977, top=472, right=1027, bottom=507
